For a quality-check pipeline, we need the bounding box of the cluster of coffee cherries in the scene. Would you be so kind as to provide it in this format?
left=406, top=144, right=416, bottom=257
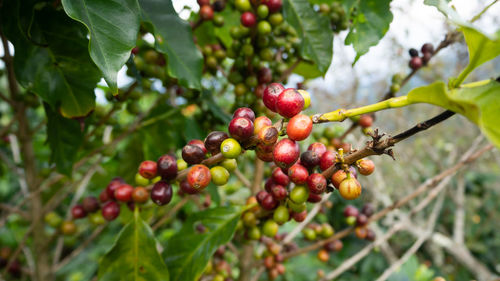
left=202, top=245, right=235, bottom=281
left=343, top=204, right=376, bottom=241
left=409, top=43, right=435, bottom=70
left=318, top=2, right=349, bottom=33
left=197, top=0, right=226, bottom=25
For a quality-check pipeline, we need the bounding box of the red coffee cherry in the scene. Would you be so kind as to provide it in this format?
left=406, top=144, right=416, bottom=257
left=356, top=214, right=368, bottom=226
left=300, top=150, right=320, bottom=169
left=317, top=249, right=329, bottom=262
left=82, top=196, right=100, bottom=213
left=197, top=0, right=210, bottom=5
left=258, top=126, right=278, bottom=145
left=409, top=56, right=423, bottom=70
left=138, top=160, right=157, bottom=179
left=233, top=107, right=256, bottom=122
left=273, top=138, right=300, bottom=169
left=102, top=201, right=120, bottom=221
left=204, top=131, right=229, bottom=154
left=272, top=167, right=290, bottom=186
left=421, top=43, right=434, bottom=54
left=182, top=144, right=205, bottom=165
left=339, top=177, right=362, bottom=200
left=180, top=179, right=199, bottom=194
left=271, top=185, right=287, bottom=201
left=256, top=147, right=274, bottom=162
left=361, top=203, right=374, bottom=217
left=365, top=228, right=376, bottom=241
left=241, top=11, right=257, bottom=27
left=254, top=116, right=272, bottom=134
left=228, top=117, right=254, bottom=141
left=256, top=190, right=270, bottom=204
left=276, top=88, right=304, bottom=118
left=287, top=114, right=313, bottom=141
left=357, top=159, right=375, bottom=175
left=422, top=52, right=432, bottom=64
left=307, top=173, right=327, bottom=194
left=115, top=184, right=134, bottom=202
left=355, top=226, right=367, bottom=239
left=307, top=192, right=322, bottom=203
left=324, top=240, right=343, bottom=252
left=358, top=114, right=373, bottom=128
left=319, top=150, right=337, bottom=171
left=99, top=189, right=111, bottom=203
left=308, top=142, right=327, bottom=158
left=343, top=205, right=359, bottom=217
left=264, top=0, right=282, bottom=12
left=257, top=67, right=272, bottom=84
left=263, top=83, right=285, bottom=112
left=188, top=139, right=207, bottom=154
left=264, top=178, right=277, bottom=192
left=157, top=154, right=178, bottom=180
left=288, top=163, right=309, bottom=185
left=132, top=187, right=149, bottom=204
left=254, top=83, right=266, bottom=98
left=151, top=180, right=173, bottom=206
left=261, top=193, right=278, bottom=210
left=106, top=178, right=124, bottom=199
left=187, top=164, right=211, bottom=190
left=331, top=169, right=347, bottom=189
left=200, top=5, right=214, bottom=20
left=71, top=204, right=87, bottom=219
left=292, top=210, right=307, bottom=222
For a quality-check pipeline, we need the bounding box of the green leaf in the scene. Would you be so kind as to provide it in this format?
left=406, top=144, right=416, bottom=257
left=1, top=2, right=100, bottom=118
left=163, top=206, right=244, bottom=281
left=140, top=0, right=203, bottom=90
left=201, top=90, right=232, bottom=124
left=293, top=61, right=323, bottom=79
left=61, top=0, right=141, bottom=94
left=98, top=209, right=169, bottom=281
left=345, top=0, right=393, bottom=63
left=407, top=79, right=500, bottom=148
left=45, top=104, right=83, bottom=176
left=214, top=8, right=240, bottom=48
left=283, top=0, right=333, bottom=75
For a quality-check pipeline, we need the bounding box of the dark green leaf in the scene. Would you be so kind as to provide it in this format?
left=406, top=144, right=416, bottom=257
left=214, top=8, right=240, bottom=48
left=163, top=206, right=244, bottom=281
left=345, top=0, right=393, bottom=63
left=201, top=90, right=232, bottom=124
left=45, top=104, right=83, bottom=175
left=283, top=0, right=333, bottom=75
left=61, top=0, right=141, bottom=93
left=140, top=0, right=203, bottom=90
left=98, top=209, right=169, bottom=281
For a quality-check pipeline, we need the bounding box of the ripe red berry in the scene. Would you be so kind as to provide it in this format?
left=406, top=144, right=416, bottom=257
left=114, top=184, right=134, bottom=202
left=409, top=56, right=423, bottom=70
left=365, top=228, right=376, bottom=241
left=204, top=131, right=229, bottom=154
left=187, top=164, right=211, bottom=190
left=324, top=240, right=343, bottom=252
left=339, top=177, right=362, bottom=200
left=228, top=117, right=254, bottom=141
left=258, top=125, right=278, bottom=145
left=271, top=185, right=287, bottom=201
left=273, top=138, right=300, bottom=169
left=241, top=11, right=257, bottom=27
left=71, top=204, right=87, bottom=219
left=343, top=205, right=359, bottom=217
left=276, top=88, right=304, bottom=118
left=288, top=163, right=309, bottom=185
left=307, top=173, right=327, bottom=194
left=182, top=144, right=205, bottom=165
left=197, top=0, right=210, bottom=5
left=292, top=210, right=307, bottom=222
left=300, top=150, right=320, bottom=169
left=287, top=114, right=313, bottom=141
left=99, top=189, right=111, bottom=203
left=256, top=190, right=270, bottom=204
left=180, top=179, right=199, bottom=194
left=233, top=107, right=256, bottom=122
left=151, top=180, right=173, bottom=206
left=138, top=160, right=157, bottom=179
left=422, top=52, right=432, bottom=64
left=257, top=67, right=272, bottom=84
left=319, top=150, right=337, bottom=171
left=106, top=179, right=124, bottom=199
left=307, top=192, right=322, bottom=203
left=263, top=83, right=285, bottom=112
left=102, top=201, right=120, bottom=221
left=272, top=167, right=290, bottom=186
left=200, top=5, right=214, bottom=20
left=131, top=46, right=139, bottom=55
left=358, top=115, right=373, bottom=128
left=188, top=139, right=208, bottom=154
left=308, top=142, right=327, bottom=158
left=82, top=196, right=100, bottom=213
left=254, top=116, right=272, bottom=134
left=261, top=192, right=278, bottom=210
left=357, top=159, right=375, bottom=175
left=255, top=84, right=266, bottom=98
left=361, top=203, right=374, bottom=217
left=157, top=154, right=178, bottom=180
left=264, top=0, right=282, bottom=12
left=421, top=43, right=434, bottom=54
left=356, top=214, right=368, bottom=226
left=132, top=187, right=149, bottom=204
left=331, top=169, right=347, bottom=189
left=256, top=146, right=274, bottom=162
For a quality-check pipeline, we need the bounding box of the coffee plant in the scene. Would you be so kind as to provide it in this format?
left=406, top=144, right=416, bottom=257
left=0, top=0, right=499, bottom=281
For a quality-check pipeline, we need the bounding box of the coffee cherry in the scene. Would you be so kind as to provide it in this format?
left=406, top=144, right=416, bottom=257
left=71, top=204, right=87, bottom=219
left=213, top=14, right=224, bottom=26
left=273, top=138, right=300, bottom=169
left=182, top=144, right=205, bottom=165
left=100, top=189, right=111, bottom=203
left=302, top=228, right=317, bottom=240
left=298, top=151, right=317, bottom=169
left=177, top=159, right=188, bottom=171
left=409, top=56, right=423, bottom=70
left=264, top=178, right=277, bottom=192
left=220, top=138, right=242, bottom=159
left=157, top=154, right=178, bottom=180
left=241, top=12, right=257, bottom=27
left=390, top=83, right=400, bottom=93
left=258, top=126, right=278, bottom=145
left=221, top=158, right=237, bottom=171
left=292, top=210, right=307, bottom=222
left=135, top=173, right=149, bottom=186
left=210, top=166, right=230, bottom=186
left=257, top=4, right=269, bottom=18
left=409, top=48, right=419, bottom=57
left=308, top=142, right=327, bottom=158
left=263, top=83, right=285, bottom=112
left=242, top=211, right=257, bottom=227
left=256, top=190, right=270, bottom=204
left=361, top=203, right=374, bottom=217
left=271, top=185, right=287, bottom=201
left=228, top=117, right=254, bottom=141
left=357, top=159, right=375, bottom=175
left=290, top=185, right=309, bottom=204
left=264, top=255, right=275, bottom=269
left=200, top=5, right=214, bottom=21
left=204, top=132, right=229, bottom=155
left=355, top=226, right=367, bottom=239
left=233, top=107, right=256, bottom=122
left=339, top=177, right=362, bottom=200
left=115, top=184, right=134, bottom=202
left=276, top=88, right=304, bottom=118
left=265, top=0, right=282, bottom=12
left=247, top=226, right=261, bottom=240
left=187, top=164, right=211, bottom=190
left=307, top=173, right=327, bottom=194
left=365, top=228, right=376, bottom=241
left=235, top=0, right=251, bottom=11
left=212, top=0, right=226, bottom=11
left=82, top=196, right=100, bottom=213
left=257, top=67, right=272, bottom=84
left=356, top=213, right=368, bottom=226
left=180, top=179, right=199, bottom=194
left=307, top=192, right=321, bottom=203
left=257, top=21, right=272, bottom=35
left=261, top=193, right=278, bottom=210
left=331, top=169, right=347, bottom=189
left=254, top=116, right=272, bottom=134
left=61, top=221, right=77, bottom=235
left=319, top=223, right=335, bottom=238
left=262, top=220, right=279, bottom=237
left=151, top=180, right=173, bottom=206
left=273, top=205, right=289, bottom=224
left=358, top=115, right=373, bottom=128
left=102, top=201, right=120, bottom=221
left=287, top=114, right=313, bottom=141
left=132, top=187, right=149, bottom=203
left=272, top=167, right=290, bottom=186
left=297, top=90, right=311, bottom=109
left=421, top=43, right=434, bottom=54
left=343, top=205, right=359, bottom=217
left=197, top=0, right=209, bottom=5
left=45, top=212, right=62, bottom=228
left=288, top=199, right=306, bottom=212
left=319, top=150, right=337, bottom=171
left=139, top=160, right=157, bottom=179
left=317, top=249, right=329, bottom=262
left=288, top=163, right=309, bottom=185
left=275, top=263, right=286, bottom=275
left=269, top=13, right=283, bottom=25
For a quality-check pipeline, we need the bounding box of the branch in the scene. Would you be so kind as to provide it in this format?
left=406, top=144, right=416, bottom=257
left=453, top=175, right=465, bottom=244
left=234, top=169, right=252, bottom=188
left=250, top=159, right=265, bottom=194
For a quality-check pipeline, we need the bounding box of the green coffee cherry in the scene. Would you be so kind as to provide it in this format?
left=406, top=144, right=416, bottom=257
left=210, top=166, right=230, bottom=186
left=288, top=200, right=306, bottom=213
left=257, top=5, right=269, bottom=19
left=320, top=223, right=335, bottom=238
left=345, top=216, right=357, bottom=225
left=135, top=173, right=150, bottom=186
left=45, top=212, right=63, bottom=228
left=262, top=220, right=279, bottom=237
left=248, top=226, right=261, bottom=240
left=221, top=138, right=242, bottom=159
left=257, top=21, right=272, bottom=35
left=221, top=159, right=237, bottom=172
left=290, top=186, right=309, bottom=204
left=302, top=228, right=316, bottom=241
left=273, top=205, right=290, bottom=225
left=89, top=212, right=106, bottom=225
left=177, top=159, right=188, bottom=171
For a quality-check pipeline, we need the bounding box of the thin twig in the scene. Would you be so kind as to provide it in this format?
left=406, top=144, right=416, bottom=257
left=152, top=197, right=190, bottom=231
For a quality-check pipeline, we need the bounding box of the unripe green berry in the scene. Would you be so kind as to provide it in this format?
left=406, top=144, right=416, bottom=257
left=135, top=173, right=149, bottom=186
left=320, top=223, right=335, bottom=238
left=390, top=84, right=400, bottom=93
left=257, top=21, right=272, bottom=35
left=221, top=138, right=242, bottom=159
left=248, top=226, right=261, bottom=240
left=210, top=166, right=230, bottom=186
left=177, top=159, right=188, bottom=171
left=257, top=5, right=269, bottom=19
left=242, top=211, right=257, bottom=227
left=262, top=219, right=279, bottom=237
left=89, top=212, right=106, bottom=225
left=151, top=176, right=162, bottom=184
left=273, top=205, right=290, bottom=225
left=269, top=13, right=283, bottom=26
left=288, top=200, right=306, bottom=213
left=235, top=0, right=251, bottom=11
left=213, top=14, right=224, bottom=27
left=221, top=159, right=237, bottom=172
left=290, top=185, right=309, bottom=204
left=45, top=212, right=62, bottom=228
left=345, top=216, right=357, bottom=225
left=302, top=228, right=316, bottom=241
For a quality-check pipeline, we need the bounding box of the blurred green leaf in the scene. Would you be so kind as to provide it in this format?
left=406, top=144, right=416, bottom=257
left=62, top=0, right=141, bottom=93
left=214, top=8, right=240, bottom=48
left=293, top=61, right=323, bottom=79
